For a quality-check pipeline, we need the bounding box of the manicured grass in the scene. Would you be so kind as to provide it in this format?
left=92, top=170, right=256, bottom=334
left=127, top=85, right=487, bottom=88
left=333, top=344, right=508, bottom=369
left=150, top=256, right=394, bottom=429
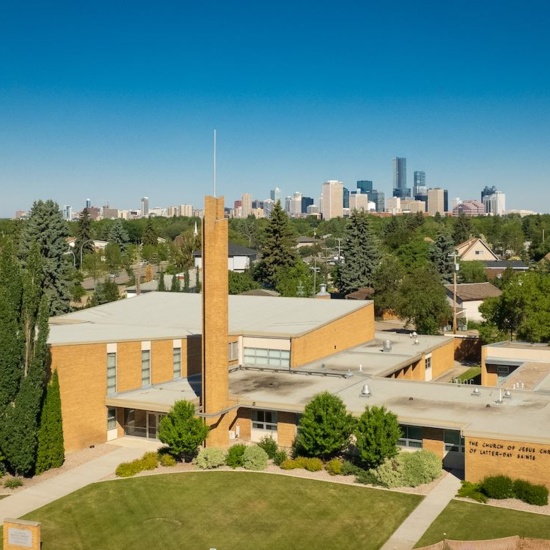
left=455, top=366, right=481, bottom=383
left=10, top=472, right=421, bottom=550
left=415, top=500, right=550, bottom=547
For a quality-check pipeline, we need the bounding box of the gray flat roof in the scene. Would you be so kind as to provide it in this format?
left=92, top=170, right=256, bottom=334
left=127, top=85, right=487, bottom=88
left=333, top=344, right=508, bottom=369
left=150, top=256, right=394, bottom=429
left=49, top=293, right=371, bottom=345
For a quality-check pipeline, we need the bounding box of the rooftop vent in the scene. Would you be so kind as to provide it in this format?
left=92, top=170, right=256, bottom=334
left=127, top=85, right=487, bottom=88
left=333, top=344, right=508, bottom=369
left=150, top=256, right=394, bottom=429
left=383, top=339, right=392, bottom=352
left=360, top=384, right=371, bottom=397
left=471, top=387, right=481, bottom=396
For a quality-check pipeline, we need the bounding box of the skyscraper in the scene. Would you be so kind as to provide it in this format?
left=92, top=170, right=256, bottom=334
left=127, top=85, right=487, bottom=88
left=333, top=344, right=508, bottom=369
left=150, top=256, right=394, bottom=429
left=393, top=157, right=410, bottom=198
left=427, top=188, right=446, bottom=216
left=356, top=180, right=373, bottom=194
left=241, top=193, right=252, bottom=218
left=141, top=197, right=149, bottom=217
left=270, top=187, right=281, bottom=203
left=343, top=187, right=349, bottom=209
left=321, top=180, right=344, bottom=220
left=413, top=171, right=426, bottom=196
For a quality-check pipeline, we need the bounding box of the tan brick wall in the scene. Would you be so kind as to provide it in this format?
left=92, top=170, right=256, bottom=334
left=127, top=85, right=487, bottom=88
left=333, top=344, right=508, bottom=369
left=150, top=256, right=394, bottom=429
left=277, top=411, right=297, bottom=448
left=51, top=343, right=108, bottom=452
left=151, top=340, right=173, bottom=384
left=206, top=409, right=238, bottom=448
left=236, top=409, right=252, bottom=441
left=3, top=520, right=41, bottom=550
left=454, top=336, right=481, bottom=362
left=431, top=338, right=455, bottom=378
left=465, top=436, right=550, bottom=489
left=116, top=341, right=142, bottom=393
left=185, top=335, right=202, bottom=377
left=291, top=302, right=375, bottom=368
left=423, top=427, right=445, bottom=458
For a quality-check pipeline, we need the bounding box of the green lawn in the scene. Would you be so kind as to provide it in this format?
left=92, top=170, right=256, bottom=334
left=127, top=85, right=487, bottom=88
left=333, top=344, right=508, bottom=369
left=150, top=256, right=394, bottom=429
left=7, top=472, right=422, bottom=550
left=416, top=500, right=550, bottom=547
left=455, top=366, right=481, bottom=383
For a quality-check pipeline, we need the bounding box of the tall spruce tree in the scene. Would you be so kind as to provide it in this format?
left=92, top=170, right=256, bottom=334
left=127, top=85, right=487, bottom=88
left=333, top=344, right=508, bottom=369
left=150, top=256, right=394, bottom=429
left=107, top=219, right=130, bottom=251
left=429, top=229, right=455, bottom=283
left=171, top=273, right=182, bottom=292
left=338, top=211, right=381, bottom=295
left=256, top=201, right=297, bottom=289
left=74, top=208, right=94, bottom=267
left=142, top=218, right=158, bottom=246
left=35, top=370, right=64, bottom=474
left=19, top=199, right=71, bottom=316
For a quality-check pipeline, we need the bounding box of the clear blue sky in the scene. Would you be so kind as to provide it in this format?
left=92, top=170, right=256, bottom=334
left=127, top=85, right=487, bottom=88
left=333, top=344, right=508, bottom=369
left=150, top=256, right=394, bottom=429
left=1, top=0, right=549, bottom=217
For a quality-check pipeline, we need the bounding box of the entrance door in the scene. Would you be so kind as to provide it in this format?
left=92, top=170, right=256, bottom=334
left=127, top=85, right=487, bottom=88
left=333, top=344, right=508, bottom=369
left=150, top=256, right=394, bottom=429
left=147, top=412, right=166, bottom=439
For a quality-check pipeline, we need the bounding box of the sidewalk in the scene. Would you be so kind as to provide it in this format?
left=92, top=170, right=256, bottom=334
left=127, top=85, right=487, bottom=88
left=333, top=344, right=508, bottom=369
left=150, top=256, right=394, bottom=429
left=381, top=471, right=462, bottom=550
left=0, top=439, right=160, bottom=525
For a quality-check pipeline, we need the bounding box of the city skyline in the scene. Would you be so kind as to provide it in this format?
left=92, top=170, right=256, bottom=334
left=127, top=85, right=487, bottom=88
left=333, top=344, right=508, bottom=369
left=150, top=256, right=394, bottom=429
left=2, top=2, right=550, bottom=218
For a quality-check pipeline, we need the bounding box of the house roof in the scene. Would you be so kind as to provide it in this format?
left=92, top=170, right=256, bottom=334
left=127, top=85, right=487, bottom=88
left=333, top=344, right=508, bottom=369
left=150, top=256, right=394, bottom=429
left=455, top=237, right=498, bottom=260
left=346, top=287, right=374, bottom=300
left=193, top=242, right=257, bottom=258
left=239, top=289, right=280, bottom=297
left=483, top=260, right=529, bottom=270
left=444, top=282, right=502, bottom=301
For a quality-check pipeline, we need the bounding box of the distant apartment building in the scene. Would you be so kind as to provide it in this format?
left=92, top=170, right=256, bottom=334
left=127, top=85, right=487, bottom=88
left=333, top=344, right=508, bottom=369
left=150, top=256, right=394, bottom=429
left=263, top=199, right=274, bottom=218
left=321, top=180, right=344, bottom=220
left=427, top=188, right=446, bottom=216
left=386, top=196, right=401, bottom=214
left=401, top=198, right=426, bottom=213
left=349, top=191, right=369, bottom=212
left=179, top=204, right=194, bottom=217
left=452, top=200, right=485, bottom=217
left=241, top=193, right=252, bottom=218
left=289, top=192, right=302, bottom=217
left=102, top=206, right=119, bottom=219
left=483, top=190, right=506, bottom=216
left=141, top=197, right=149, bottom=217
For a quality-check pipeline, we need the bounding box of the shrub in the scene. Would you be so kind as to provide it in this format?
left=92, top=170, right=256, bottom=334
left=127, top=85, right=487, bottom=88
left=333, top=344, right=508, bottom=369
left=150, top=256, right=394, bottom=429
left=457, top=481, right=487, bottom=503
left=141, top=452, right=159, bottom=471
left=341, top=460, right=362, bottom=477
left=159, top=453, right=176, bottom=467
left=226, top=444, right=247, bottom=468
left=303, top=457, right=324, bottom=472
left=243, top=445, right=268, bottom=471
left=273, top=449, right=287, bottom=466
left=115, top=461, right=142, bottom=478
left=400, top=450, right=442, bottom=487
left=257, top=436, right=278, bottom=459
left=355, top=468, right=379, bottom=485
left=325, top=458, right=343, bottom=476
left=196, top=448, right=226, bottom=470
left=481, top=475, right=514, bottom=499
left=372, top=457, right=405, bottom=488
left=3, top=477, right=23, bottom=489
left=513, top=479, right=549, bottom=506
left=280, top=458, right=299, bottom=470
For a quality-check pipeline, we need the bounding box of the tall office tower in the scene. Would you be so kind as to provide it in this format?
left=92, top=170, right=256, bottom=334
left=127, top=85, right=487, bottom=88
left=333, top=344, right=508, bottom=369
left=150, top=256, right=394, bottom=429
left=284, top=195, right=292, bottom=213
left=481, top=185, right=498, bottom=202
left=343, top=187, right=349, bottom=209
left=369, top=190, right=385, bottom=212
left=241, top=193, right=252, bottom=218
left=141, top=197, right=149, bottom=217
left=85, top=198, right=91, bottom=209
left=349, top=192, right=369, bottom=212
left=263, top=198, right=274, bottom=217
left=252, top=200, right=264, bottom=209
left=393, top=157, right=410, bottom=198
left=321, top=180, right=344, bottom=220
left=483, top=191, right=506, bottom=216
left=413, top=171, right=426, bottom=196
left=356, top=180, right=373, bottom=194
left=63, top=205, right=72, bottom=221
left=290, top=192, right=302, bottom=217
left=301, top=196, right=314, bottom=214
left=427, top=188, right=446, bottom=216
left=270, top=187, right=281, bottom=203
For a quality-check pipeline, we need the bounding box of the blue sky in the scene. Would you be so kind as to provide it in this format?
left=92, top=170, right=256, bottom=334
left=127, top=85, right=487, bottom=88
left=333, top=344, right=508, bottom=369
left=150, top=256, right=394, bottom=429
left=1, top=1, right=549, bottom=217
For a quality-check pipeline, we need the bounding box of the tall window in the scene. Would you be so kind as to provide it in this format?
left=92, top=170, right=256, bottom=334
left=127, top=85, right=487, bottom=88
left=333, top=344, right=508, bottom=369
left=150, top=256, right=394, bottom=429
left=107, top=408, right=117, bottom=431
left=444, top=430, right=465, bottom=453
left=425, top=356, right=432, bottom=371
left=228, top=341, right=238, bottom=361
left=173, top=347, right=182, bottom=379
left=252, top=410, right=277, bottom=431
left=107, top=352, right=117, bottom=395
left=141, top=350, right=151, bottom=387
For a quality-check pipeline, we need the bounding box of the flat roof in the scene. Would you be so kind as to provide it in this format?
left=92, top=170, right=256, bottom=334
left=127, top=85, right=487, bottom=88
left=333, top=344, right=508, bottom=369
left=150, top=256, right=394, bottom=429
left=48, top=293, right=371, bottom=345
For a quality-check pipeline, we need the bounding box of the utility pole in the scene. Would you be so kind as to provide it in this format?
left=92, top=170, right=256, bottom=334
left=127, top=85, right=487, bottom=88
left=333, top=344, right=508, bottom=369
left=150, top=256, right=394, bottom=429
left=450, top=251, right=459, bottom=334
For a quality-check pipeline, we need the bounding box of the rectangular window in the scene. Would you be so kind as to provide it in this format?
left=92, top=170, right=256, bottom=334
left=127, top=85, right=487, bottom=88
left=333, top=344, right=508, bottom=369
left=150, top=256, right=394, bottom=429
left=107, top=352, right=117, bottom=395
left=398, top=424, right=423, bottom=449
left=425, top=356, right=432, bottom=370
left=244, top=348, right=290, bottom=368
left=444, top=430, right=465, bottom=453
left=173, top=347, right=182, bottom=379
left=228, top=341, right=238, bottom=361
left=107, top=408, right=117, bottom=430
left=252, top=410, right=278, bottom=431
left=141, top=350, right=151, bottom=387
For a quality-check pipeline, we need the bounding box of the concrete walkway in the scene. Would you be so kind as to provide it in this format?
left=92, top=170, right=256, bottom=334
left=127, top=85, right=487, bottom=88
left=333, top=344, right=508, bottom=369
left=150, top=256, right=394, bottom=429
left=381, top=471, right=463, bottom=550
left=0, top=439, right=160, bottom=525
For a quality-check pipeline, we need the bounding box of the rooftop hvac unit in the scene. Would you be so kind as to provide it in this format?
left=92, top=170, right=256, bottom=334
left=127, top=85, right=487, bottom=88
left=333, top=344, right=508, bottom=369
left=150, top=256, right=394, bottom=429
left=383, top=339, right=392, bottom=352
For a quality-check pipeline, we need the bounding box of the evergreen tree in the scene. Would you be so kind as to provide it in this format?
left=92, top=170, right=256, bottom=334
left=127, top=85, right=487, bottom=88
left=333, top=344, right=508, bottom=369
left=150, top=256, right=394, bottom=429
left=88, top=279, right=119, bottom=307
left=183, top=269, right=190, bottom=292
left=429, top=229, right=455, bottom=283
left=158, top=270, right=166, bottom=291
left=452, top=212, right=473, bottom=245
left=107, top=219, right=130, bottom=251
left=0, top=240, right=24, bottom=410
left=338, top=211, right=381, bottom=295
left=35, top=370, right=64, bottom=474
left=255, top=201, right=297, bottom=289
left=294, top=392, right=354, bottom=459
left=19, top=199, right=71, bottom=316
left=171, top=273, right=182, bottom=292
left=354, top=406, right=401, bottom=470
left=372, top=255, right=405, bottom=317
left=74, top=208, right=94, bottom=268
left=142, top=218, right=158, bottom=246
